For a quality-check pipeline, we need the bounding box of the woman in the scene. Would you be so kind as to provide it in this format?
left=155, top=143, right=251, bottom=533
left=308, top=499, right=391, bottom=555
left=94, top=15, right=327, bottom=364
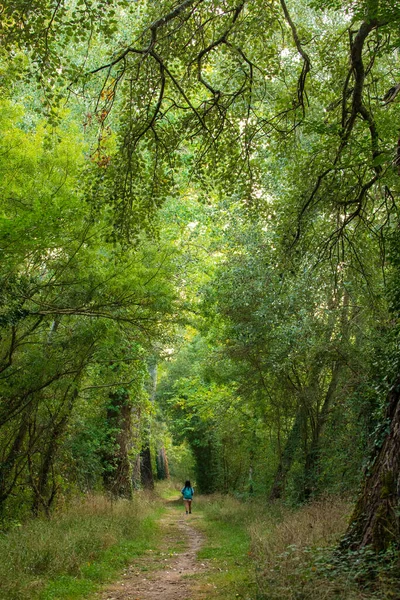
left=181, top=480, right=194, bottom=514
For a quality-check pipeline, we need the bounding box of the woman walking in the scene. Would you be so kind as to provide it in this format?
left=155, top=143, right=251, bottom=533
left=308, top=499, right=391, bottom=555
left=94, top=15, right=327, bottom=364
left=181, top=480, right=194, bottom=514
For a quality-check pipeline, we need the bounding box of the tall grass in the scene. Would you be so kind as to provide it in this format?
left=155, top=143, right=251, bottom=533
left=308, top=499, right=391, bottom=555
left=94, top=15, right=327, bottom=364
left=194, top=494, right=399, bottom=599
left=250, top=496, right=350, bottom=555
left=250, top=497, right=398, bottom=600
left=0, top=493, right=160, bottom=600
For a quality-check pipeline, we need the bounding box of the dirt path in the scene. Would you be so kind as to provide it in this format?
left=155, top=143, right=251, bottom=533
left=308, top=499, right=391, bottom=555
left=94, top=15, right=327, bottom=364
left=93, top=505, right=209, bottom=600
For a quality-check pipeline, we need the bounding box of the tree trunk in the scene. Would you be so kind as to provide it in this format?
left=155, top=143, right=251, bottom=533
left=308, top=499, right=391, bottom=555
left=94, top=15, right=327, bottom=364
left=343, top=376, right=400, bottom=551
left=303, top=290, right=350, bottom=499
left=31, top=388, right=78, bottom=516
left=103, top=391, right=133, bottom=499
left=156, top=446, right=170, bottom=480
left=249, top=446, right=254, bottom=495
left=269, top=409, right=303, bottom=500
left=132, top=453, right=141, bottom=489
left=191, top=436, right=219, bottom=493
left=140, top=360, right=157, bottom=490
left=0, top=417, right=29, bottom=511
left=31, top=415, right=67, bottom=516
left=140, top=445, right=154, bottom=489
left=303, top=361, right=342, bottom=499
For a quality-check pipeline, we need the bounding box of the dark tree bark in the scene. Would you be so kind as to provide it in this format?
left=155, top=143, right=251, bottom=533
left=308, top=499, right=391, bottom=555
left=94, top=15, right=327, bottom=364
left=303, top=361, right=342, bottom=500
left=31, top=387, right=78, bottom=516
left=0, top=417, right=29, bottom=511
left=140, top=360, right=157, bottom=490
left=102, top=390, right=133, bottom=499
left=343, top=376, right=400, bottom=551
left=269, top=409, right=303, bottom=500
left=140, top=446, right=154, bottom=489
left=156, top=446, right=170, bottom=480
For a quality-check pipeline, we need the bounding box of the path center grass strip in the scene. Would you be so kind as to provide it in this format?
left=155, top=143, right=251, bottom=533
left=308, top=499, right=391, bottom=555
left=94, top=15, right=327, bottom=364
left=192, top=496, right=255, bottom=600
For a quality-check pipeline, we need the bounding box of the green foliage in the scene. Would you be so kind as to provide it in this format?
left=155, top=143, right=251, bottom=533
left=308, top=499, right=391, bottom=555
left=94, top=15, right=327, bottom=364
left=164, top=441, right=195, bottom=482
left=0, top=95, right=183, bottom=516
left=1, top=0, right=400, bottom=574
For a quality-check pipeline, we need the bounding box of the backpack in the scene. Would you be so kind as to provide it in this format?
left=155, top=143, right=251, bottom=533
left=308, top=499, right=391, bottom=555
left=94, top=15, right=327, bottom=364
left=182, top=487, right=193, bottom=499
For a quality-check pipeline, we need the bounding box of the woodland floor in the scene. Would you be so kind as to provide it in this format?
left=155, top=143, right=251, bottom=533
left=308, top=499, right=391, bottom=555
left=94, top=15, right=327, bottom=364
left=92, top=500, right=213, bottom=600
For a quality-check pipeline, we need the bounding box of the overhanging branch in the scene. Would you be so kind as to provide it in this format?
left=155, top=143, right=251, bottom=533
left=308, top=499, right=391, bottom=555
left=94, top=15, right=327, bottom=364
left=280, top=0, right=311, bottom=113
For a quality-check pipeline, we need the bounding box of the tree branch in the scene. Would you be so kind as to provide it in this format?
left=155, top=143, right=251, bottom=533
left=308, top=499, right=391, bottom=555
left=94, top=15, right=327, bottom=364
left=280, top=0, right=311, bottom=113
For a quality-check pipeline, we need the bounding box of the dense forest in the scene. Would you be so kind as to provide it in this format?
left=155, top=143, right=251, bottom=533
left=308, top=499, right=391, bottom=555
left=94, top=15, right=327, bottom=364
left=1, top=0, right=400, bottom=597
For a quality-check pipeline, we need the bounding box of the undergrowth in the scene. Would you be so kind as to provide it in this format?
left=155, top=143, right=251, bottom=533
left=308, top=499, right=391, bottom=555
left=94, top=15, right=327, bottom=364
left=2, top=487, right=398, bottom=600
left=250, top=497, right=400, bottom=600
left=194, top=495, right=400, bottom=600
left=0, top=493, right=162, bottom=600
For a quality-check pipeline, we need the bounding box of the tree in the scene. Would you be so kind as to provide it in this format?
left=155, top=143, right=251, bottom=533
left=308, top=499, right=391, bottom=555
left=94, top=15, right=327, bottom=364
left=0, top=97, right=182, bottom=516
left=2, top=0, right=400, bottom=556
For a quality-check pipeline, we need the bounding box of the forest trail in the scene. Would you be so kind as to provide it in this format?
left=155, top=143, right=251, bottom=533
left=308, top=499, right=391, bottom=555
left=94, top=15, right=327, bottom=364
left=93, top=500, right=210, bottom=600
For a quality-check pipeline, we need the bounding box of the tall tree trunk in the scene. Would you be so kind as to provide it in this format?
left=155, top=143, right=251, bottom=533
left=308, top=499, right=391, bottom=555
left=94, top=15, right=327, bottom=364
left=303, top=289, right=350, bottom=499
left=303, top=361, right=342, bottom=499
left=140, top=446, right=154, bottom=489
left=140, top=360, right=157, bottom=490
left=31, top=416, right=66, bottom=517
left=248, top=446, right=255, bottom=495
left=270, top=346, right=331, bottom=502
left=103, top=390, right=133, bottom=499
left=131, top=407, right=142, bottom=489
left=191, top=437, right=219, bottom=493
left=0, top=417, right=29, bottom=511
left=156, top=446, right=170, bottom=480
left=269, top=408, right=303, bottom=500
left=31, top=388, right=78, bottom=516
left=342, top=376, right=400, bottom=551
left=132, top=453, right=141, bottom=489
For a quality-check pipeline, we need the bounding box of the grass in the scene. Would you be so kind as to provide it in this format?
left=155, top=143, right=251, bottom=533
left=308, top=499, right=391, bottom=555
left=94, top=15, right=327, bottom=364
left=193, top=495, right=256, bottom=599
left=0, top=493, right=164, bottom=600
left=2, top=486, right=398, bottom=600
left=250, top=497, right=400, bottom=600
left=186, top=494, right=400, bottom=600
